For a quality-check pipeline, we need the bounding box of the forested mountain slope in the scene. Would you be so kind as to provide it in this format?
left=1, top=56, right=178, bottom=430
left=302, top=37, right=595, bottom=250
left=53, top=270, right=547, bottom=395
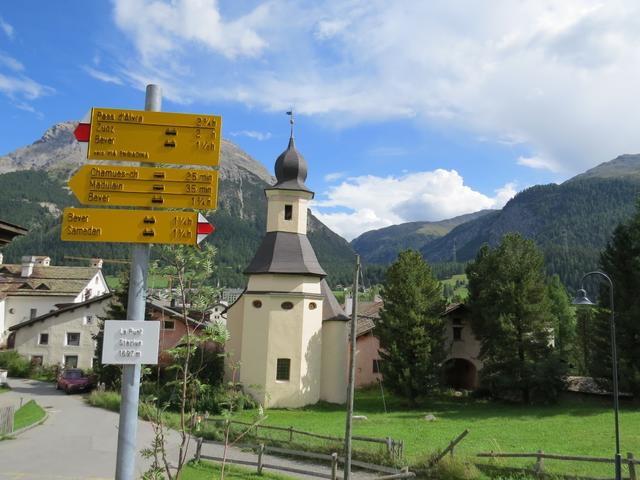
left=0, top=123, right=355, bottom=287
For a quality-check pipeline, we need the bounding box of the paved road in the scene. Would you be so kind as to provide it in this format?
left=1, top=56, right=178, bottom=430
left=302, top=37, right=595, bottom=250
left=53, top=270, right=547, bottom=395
left=0, top=378, right=376, bottom=479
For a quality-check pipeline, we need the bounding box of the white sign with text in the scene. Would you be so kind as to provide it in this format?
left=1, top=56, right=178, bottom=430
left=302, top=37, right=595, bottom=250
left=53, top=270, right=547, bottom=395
left=101, top=320, right=160, bottom=365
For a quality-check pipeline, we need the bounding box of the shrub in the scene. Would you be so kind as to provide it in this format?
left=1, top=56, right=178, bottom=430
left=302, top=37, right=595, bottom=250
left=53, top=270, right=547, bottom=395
left=0, top=351, right=32, bottom=378
left=87, top=390, right=122, bottom=412
left=433, top=457, right=481, bottom=480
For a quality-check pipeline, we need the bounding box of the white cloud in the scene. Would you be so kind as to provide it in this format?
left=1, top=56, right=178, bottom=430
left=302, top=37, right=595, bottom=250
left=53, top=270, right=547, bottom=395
left=107, top=0, right=640, bottom=175
left=517, top=155, right=561, bottom=172
left=0, top=17, right=14, bottom=40
left=0, top=73, right=53, bottom=101
left=83, top=66, right=124, bottom=85
left=324, top=171, right=346, bottom=182
left=112, top=0, right=269, bottom=61
left=229, top=130, right=272, bottom=141
left=0, top=52, right=23, bottom=72
left=313, top=169, right=516, bottom=240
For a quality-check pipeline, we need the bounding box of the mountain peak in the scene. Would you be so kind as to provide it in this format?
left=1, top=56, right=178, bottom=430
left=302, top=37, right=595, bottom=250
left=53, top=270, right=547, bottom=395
left=567, top=153, right=640, bottom=183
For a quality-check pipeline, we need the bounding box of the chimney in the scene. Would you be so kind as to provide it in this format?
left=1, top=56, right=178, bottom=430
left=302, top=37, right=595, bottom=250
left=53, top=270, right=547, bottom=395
left=170, top=298, right=176, bottom=308
left=90, top=258, right=103, bottom=269
left=35, top=256, right=51, bottom=267
left=21, top=256, right=36, bottom=277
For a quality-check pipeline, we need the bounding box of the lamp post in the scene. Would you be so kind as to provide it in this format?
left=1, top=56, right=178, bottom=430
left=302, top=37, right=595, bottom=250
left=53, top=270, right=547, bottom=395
left=573, top=271, right=621, bottom=480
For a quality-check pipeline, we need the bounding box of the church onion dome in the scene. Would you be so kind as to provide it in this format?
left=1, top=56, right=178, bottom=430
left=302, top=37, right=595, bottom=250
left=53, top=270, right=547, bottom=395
left=245, top=232, right=326, bottom=276
left=320, top=279, right=350, bottom=322
left=272, top=136, right=313, bottom=193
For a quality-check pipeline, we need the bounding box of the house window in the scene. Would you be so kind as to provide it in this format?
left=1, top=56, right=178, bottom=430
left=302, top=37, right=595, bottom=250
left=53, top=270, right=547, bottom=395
left=284, top=204, right=293, bottom=220
left=252, top=300, right=262, bottom=308
left=31, top=355, right=43, bottom=366
left=281, top=301, right=294, bottom=310
left=30, top=308, right=37, bottom=319
left=64, top=355, right=78, bottom=368
left=66, top=332, right=80, bottom=346
left=308, top=302, right=317, bottom=310
left=373, top=359, right=382, bottom=374
left=452, top=318, right=463, bottom=341
left=39, top=333, right=49, bottom=345
left=83, top=315, right=94, bottom=325
left=276, top=358, right=291, bottom=381
left=163, top=320, right=175, bottom=330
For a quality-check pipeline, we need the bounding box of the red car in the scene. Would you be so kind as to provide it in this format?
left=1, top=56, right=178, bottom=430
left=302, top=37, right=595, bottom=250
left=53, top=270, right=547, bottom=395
left=56, top=369, right=93, bottom=394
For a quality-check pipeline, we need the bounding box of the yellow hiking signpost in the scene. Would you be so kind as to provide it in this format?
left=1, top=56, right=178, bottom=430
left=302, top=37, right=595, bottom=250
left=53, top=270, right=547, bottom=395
left=66, top=104, right=220, bottom=246
left=82, top=107, right=222, bottom=166
left=61, top=207, right=214, bottom=245
left=68, top=165, right=218, bottom=209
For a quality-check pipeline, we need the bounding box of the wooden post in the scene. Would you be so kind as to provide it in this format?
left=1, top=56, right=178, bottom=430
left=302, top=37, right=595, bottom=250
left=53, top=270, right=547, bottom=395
left=289, top=426, right=294, bottom=442
left=257, top=443, right=265, bottom=474
left=331, top=452, right=338, bottom=480
left=628, top=452, right=637, bottom=480
left=535, top=450, right=544, bottom=475
left=195, top=437, right=202, bottom=462
left=386, top=437, right=393, bottom=456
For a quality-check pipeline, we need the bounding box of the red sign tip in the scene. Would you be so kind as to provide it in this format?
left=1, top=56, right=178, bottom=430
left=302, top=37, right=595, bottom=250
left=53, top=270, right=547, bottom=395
left=74, top=123, right=91, bottom=142
left=197, top=222, right=214, bottom=235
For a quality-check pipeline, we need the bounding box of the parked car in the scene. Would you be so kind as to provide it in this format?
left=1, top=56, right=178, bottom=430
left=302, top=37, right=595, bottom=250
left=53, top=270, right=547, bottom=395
left=56, top=368, right=93, bottom=394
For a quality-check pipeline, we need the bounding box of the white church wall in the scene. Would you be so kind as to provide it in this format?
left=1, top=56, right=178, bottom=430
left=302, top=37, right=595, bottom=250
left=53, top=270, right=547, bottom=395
left=265, top=190, right=312, bottom=234
left=247, top=274, right=322, bottom=294
left=320, top=320, right=349, bottom=404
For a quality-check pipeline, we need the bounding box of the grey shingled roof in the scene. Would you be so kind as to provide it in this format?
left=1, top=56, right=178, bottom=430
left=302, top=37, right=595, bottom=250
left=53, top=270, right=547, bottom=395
left=0, top=220, right=27, bottom=245
left=245, top=232, right=326, bottom=276
left=320, top=279, right=349, bottom=322
left=9, top=293, right=113, bottom=331
left=0, top=264, right=101, bottom=296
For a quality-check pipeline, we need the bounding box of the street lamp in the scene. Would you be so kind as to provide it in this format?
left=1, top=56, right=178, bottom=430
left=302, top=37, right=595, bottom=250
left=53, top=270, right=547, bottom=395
left=573, top=271, right=621, bottom=480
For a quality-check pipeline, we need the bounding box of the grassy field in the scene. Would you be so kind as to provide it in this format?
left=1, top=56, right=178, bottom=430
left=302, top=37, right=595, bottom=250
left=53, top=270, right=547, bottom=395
left=222, top=388, right=640, bottom=478
left=13, top=400, right=46, bottom=431
left=441, top=273, right=469, bottom=299
left=182, top=460, right=294, bottom=479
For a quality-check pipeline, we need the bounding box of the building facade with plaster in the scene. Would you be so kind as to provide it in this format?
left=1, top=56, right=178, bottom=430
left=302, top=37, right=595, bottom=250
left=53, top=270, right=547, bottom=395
left=226, top=132, right=350, bottom=408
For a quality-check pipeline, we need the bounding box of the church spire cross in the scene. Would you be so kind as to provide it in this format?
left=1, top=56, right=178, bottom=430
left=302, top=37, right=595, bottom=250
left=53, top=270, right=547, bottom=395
left=286, top=109, right=294, bottom=139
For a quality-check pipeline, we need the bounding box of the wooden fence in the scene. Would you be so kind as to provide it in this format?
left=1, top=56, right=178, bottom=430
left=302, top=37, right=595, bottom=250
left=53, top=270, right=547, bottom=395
left=477, top=451, right=639, bottom=480
left=194, top=437, right=415, bottom=479
left=206, top=418, right=404, bottom=459
left=0, top=406, right=14, bottom=435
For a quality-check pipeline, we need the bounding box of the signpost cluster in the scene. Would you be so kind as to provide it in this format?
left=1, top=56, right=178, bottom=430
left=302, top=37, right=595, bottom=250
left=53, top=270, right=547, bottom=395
left=62, top=85, right=221, bottom=479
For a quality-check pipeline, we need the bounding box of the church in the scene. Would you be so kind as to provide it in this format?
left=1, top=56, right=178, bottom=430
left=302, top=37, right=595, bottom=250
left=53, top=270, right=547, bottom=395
left=225, top=128, right=350, bottom=408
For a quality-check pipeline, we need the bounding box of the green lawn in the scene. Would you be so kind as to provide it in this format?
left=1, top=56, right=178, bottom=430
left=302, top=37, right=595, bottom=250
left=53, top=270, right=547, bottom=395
left=106, top=273, right=170, bottom=289
left=222, top=388, right=640, bottom=478
left=441, top=273, right=468, bottom=299
left=0, top=385, right=9, bottom=394
left=182, top=460, right=295, bottom=479
left=13, top=400, right=46, bottom=431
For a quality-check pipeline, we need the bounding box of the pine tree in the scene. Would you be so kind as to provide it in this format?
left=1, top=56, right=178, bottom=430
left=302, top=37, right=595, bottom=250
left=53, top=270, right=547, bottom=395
left=546, top=274, right=577, bottom=369
left=466, top=234, right=567, bottom=403
left=377, top=250, right=446, bottom=404
left=597, top=201, right=640, bottom=395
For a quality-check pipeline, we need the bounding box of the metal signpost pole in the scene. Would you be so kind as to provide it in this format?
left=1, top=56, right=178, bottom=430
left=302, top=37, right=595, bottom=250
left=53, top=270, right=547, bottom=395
left=343, top=254, right=360, bottom=480
left=115, top=84, right=161, bottom=480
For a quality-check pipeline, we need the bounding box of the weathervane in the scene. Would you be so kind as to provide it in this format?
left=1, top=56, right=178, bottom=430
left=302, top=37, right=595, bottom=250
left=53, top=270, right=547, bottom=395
left=286, top=108, right=294, bottom=139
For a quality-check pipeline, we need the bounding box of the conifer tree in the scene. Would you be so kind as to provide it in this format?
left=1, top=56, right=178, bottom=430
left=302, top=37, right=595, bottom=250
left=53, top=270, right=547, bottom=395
left=597, top=201, right=640, bottom=395
left=547, top=274, right=577, bottom=368
left=377, top=250, right=446, bottom=404
left=466, top=233, right=566, bottom=403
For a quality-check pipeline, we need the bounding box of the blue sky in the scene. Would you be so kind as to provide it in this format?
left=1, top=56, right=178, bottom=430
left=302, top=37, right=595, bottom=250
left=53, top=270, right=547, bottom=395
left=2, top=1, right=640, bottom=240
